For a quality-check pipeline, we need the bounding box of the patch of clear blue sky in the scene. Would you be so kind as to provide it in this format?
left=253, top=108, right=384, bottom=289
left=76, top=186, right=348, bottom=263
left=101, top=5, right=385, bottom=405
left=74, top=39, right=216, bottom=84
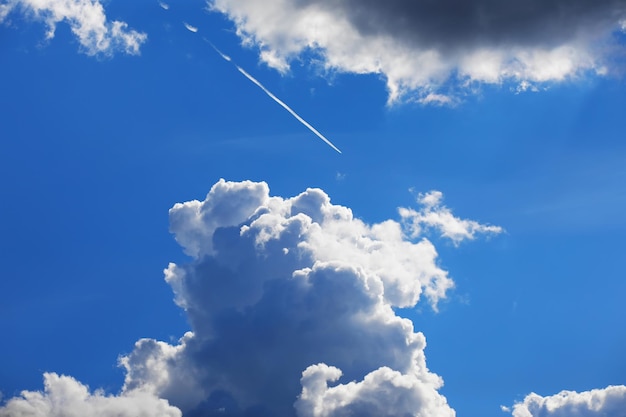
left=1, top=2, right=625, bottom=416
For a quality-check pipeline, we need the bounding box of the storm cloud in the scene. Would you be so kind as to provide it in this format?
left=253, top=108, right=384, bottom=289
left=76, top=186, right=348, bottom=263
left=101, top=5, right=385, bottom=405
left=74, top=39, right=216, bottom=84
left=209, top=0, right=626, bottom=102
left=310, top=0, right=626, bottom=51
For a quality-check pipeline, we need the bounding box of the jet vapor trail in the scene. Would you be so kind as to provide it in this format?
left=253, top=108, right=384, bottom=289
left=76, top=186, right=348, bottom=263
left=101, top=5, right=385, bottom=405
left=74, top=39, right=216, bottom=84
left=183, top=22, right=198, bottom=33
left=205, top=40, right=342, bottom=154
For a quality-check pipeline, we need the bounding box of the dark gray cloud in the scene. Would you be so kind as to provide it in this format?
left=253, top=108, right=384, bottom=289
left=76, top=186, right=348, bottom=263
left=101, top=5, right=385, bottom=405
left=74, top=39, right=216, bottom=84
left=337, top=0, right=626, bottom=51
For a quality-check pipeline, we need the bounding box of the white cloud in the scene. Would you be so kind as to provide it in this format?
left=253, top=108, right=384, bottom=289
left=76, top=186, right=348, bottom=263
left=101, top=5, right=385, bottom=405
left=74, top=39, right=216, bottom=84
left=0, top=0, right=147, bottom=55
left=0, top=373, right=181, bottom=417
left=399, top=190, right=503, bottom=246
left=119, top=179, right=498, bottom=415
left=510, top=385, right=626, bottom=417
left=207, top=0, right=626, bottom=103
left=295, top=364, right=454, bottom=417
left=418, top=93, right=456, bottom=106
left=169, top=179, right=459, bottom=310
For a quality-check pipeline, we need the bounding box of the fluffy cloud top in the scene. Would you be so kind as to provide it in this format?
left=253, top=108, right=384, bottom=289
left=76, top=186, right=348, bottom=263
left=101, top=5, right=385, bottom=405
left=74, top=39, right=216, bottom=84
left=0, top=0, right=147, bottom=55
left=510, top=385, right=626, bottom=417
left=118, top=179, right=500, bottom=416
left=208, top=0, right=626, bottom=103
left=0, top=373, right=181, bottom=417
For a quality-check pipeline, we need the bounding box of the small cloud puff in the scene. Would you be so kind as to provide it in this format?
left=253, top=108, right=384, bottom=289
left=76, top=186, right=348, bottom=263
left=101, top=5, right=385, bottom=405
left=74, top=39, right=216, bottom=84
left=0, top=0, right=147, bottom=55
left=509, top=385, right=626, bottom=417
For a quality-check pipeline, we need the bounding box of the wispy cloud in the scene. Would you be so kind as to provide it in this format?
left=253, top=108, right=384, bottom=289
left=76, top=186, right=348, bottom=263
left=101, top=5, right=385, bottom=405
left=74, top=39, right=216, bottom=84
left=208, top=0, right=626, bottom=103
left=0, top=0, right=147, bottom=55
left=418, top=93, right=456, bottom=106
left=400, top=190, right=503, bottom=245
left=0, top=3, right=12, bottom=21
left=159, top=1, right=169, bottom=10
left=207, top=41, right=342, bottom=153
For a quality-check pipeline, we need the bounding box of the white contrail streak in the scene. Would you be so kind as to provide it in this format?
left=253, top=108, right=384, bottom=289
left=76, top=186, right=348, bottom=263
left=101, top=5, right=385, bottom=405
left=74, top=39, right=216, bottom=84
left=233, top=65, right=342, bottom=153
left=183, top=22, right=198, bottom=33
left=211, top=44, right=232, bottom=62
left=205, top=40, right=342, bottom=154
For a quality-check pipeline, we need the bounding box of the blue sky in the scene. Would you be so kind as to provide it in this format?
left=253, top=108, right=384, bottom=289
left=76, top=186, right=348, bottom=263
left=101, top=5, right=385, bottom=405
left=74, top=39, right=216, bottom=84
left=1, top=1, right=626, bottom=416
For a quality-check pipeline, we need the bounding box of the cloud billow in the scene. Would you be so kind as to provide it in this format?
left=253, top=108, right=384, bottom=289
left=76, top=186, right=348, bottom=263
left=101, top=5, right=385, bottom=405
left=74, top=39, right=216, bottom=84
left=120, top=179, right=502, bottom=416
left=208, top=0, right=626, bottom=103
left=0, top=179, right=502, bottom=417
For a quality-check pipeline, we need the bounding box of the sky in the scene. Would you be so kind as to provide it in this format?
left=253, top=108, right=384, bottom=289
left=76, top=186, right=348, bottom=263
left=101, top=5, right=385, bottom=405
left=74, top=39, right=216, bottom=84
left=1, top=0, right=626, bottom=416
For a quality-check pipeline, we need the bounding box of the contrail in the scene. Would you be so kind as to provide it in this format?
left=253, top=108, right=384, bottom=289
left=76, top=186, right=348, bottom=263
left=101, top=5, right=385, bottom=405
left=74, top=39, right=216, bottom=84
left=205, top=40, right=342, bottom=154
left=183, top=22, right=198, bottom=33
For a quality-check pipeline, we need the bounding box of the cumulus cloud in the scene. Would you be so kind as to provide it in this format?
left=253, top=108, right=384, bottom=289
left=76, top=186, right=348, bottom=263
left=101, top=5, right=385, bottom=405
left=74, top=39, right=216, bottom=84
left=510, top=385, right=626, bottom=417
left=117, top=179, right=500, bottom=416
left=0, top=372, right=181, bottom=417
left=0, top=0, right=147, bottom=55
left=400, top=190, right=503, bottom=245
left=207, top=0, right=626, bottom=103
left=0, top=180, right=499, bottom=416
